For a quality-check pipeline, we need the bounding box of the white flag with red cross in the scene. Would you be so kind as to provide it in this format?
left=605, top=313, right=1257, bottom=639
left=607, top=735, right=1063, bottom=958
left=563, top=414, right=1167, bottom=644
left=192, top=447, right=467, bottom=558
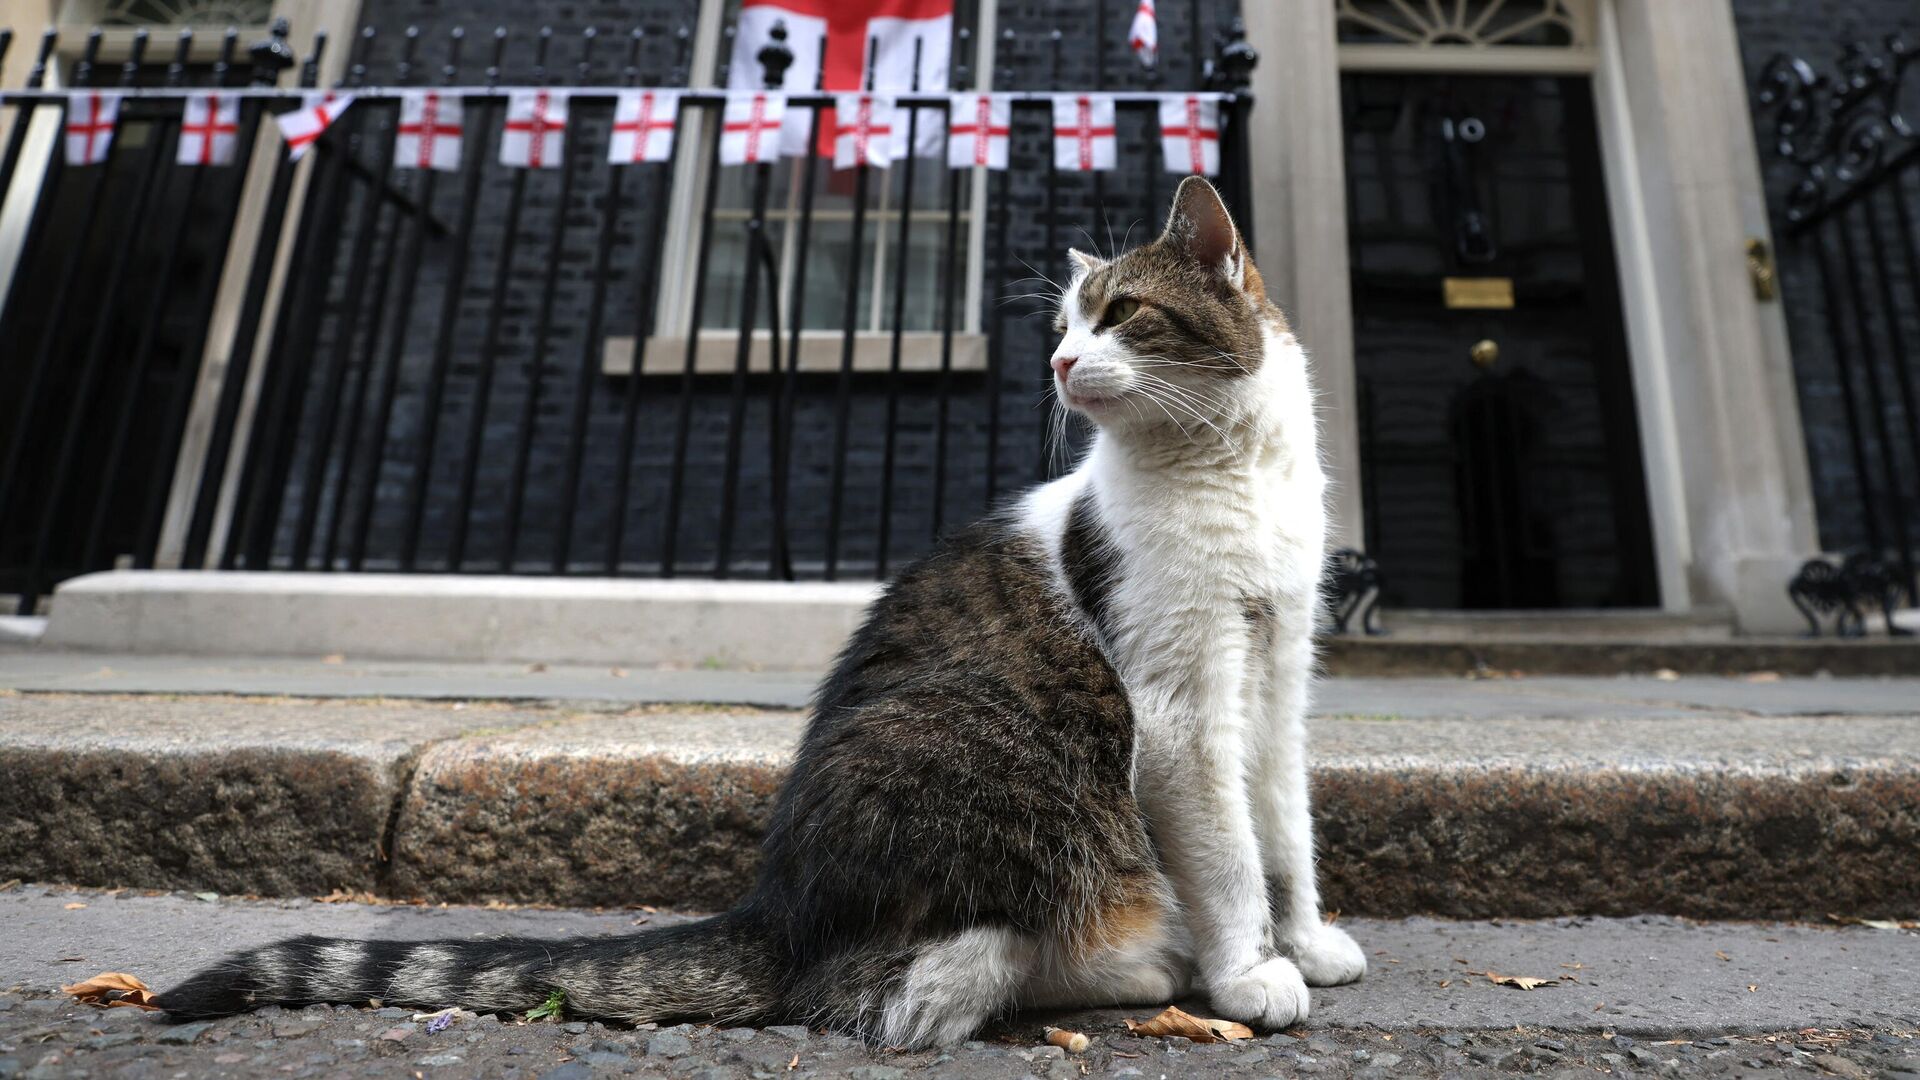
left=728, top=0, right=952, bottom=159
left=832, top=92, right=897, bottom=168
left=275, top=91, right=354, bottom=162
left=395, top=90, right=464, bottom=171
left=1052, top=94, right=1117, bottom=172
left=177, top=92, right=241, bottom=166
left=946, top=92, right=1008, bottom=170
left=608, top=89, right=681, bottom=165
left=1159, top=92, right=1221, bottom=175
left=720, top=91, right=788, bottom=165
left=499, top=89, right=569, bottom=169
left=64, top=91, right=122, bottom=165
left=1130, top=0, right=1159, bottom=68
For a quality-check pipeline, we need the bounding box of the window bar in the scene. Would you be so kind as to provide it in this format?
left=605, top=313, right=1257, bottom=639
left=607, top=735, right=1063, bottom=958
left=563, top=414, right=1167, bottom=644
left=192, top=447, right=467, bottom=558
left=502, top=25, right=585, bottom=571
left=874, top=38, right=926, bottom=578
left=659, top=25, right=735, bottom=579
left=0, top=30, right=54, bottom=224
left=1837, top=207, right=1915, bottom=592
left=79, top=28, right=204, bottom=571
left=771, top=32, right=830, bottom=582
left=1142, top=50, right=1161, bottom=230
left=448, top=28, right=535, bottom=571
left=179, top=25, right=304, bottom=570
left=14, top=30, right=157, bottom=614
left=553, top=27, right=643, bottom=576
left=1807, top=231, right=1882, bottom=558
left=226, top=31, right=339, bottom=572
left=136, top=28, right=246, bottom=568
left=931, top=29, right=972, bottom=537
left=288, top=27, right=380, bottom=570
left=604, top=25, right=693, bottom=576
left=824, top=36, right=883, bottom=580
left=1036, top=28, right=1063, bottom=483
left=402, top=26, right=501, bottom=572
left=1091, top=0, right=1105, bottom=231
left=1870, top=181, right=1920, bottom=602
left=0, top=31, right=105, bottom=543
left=982, top=28, right=1013, bottom=506
left=349, top=25, right=467, bottom=572
left=715, top=25, right=791, bottom=579
left=326, top=39, right=418, bottom=571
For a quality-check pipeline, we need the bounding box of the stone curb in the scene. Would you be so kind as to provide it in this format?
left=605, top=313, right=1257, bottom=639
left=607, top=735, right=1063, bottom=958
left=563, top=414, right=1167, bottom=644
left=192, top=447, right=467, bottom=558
left=2, top=694, right=1915, bottom=918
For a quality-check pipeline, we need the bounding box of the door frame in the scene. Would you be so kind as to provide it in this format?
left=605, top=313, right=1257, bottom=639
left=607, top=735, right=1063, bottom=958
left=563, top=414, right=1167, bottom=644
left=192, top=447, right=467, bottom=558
left=1324, top=0, right=1693, bottom=611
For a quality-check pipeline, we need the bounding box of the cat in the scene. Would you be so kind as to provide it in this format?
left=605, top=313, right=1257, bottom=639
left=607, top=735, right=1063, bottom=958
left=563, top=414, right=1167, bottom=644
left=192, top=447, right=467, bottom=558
left=157, top=176, right=1365, bottom=1046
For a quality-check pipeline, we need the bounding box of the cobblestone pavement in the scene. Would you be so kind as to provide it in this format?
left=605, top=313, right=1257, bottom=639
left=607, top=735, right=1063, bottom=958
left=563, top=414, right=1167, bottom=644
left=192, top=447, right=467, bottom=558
left=2, top=887, right=1916, bottom=1078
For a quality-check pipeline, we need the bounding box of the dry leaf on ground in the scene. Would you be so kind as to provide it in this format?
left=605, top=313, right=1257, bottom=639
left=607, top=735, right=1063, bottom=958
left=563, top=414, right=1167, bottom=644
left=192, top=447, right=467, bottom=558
left=1124, top=1006, right=1254, bottom=1044
left=62, top=972, right=161, bottom=1011
left=1469, top=970, right=1554, bottom=990
left=63, top=902, right=87, bottom=910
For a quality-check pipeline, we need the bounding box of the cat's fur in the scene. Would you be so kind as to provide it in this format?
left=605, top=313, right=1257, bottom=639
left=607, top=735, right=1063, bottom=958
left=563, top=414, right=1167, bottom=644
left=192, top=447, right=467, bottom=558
left=157, top=177, right=1364, bottom=1044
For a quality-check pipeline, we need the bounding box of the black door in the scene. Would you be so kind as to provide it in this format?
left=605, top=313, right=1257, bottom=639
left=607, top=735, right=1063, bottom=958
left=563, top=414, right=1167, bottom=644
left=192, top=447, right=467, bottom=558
left=1342, top=72, right=1658, bottom=610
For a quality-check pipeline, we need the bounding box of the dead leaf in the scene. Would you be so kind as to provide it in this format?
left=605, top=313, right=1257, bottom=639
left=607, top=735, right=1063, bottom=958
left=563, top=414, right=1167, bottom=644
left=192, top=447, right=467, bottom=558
left=1654, top=668, right=1680, bottom=681
left=786, top=1053, right=799, bottom=1071
left=1124, top=1006, right=1254, bottom=1044
left=1474, top=971, right=1554, bottom=991
left=62, top=972, right=160, bottom=1011
left=1715, top=950, right=1732, bottom=961
left=526, top=663, right=548, bottom=674
left=1438, top=979, right=1452, bottom=989
left=1748, top=985, right=1759, bottom=993
left=610, top=668, right=628, bottom=678
left=321, top=653, right=346, bottom=665
left=1745, top=671, right=1781, bottom=683
left=63, top=902, right=86, bottom=910
left=1560, top=962, right=1587, bottom=971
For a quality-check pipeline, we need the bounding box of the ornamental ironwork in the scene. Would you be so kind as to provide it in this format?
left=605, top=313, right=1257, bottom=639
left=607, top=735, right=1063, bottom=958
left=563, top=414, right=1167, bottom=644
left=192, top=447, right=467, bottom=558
left=81, top=0, right=271, bottom=28
left=1334, top=0, right=1587, bottom=49
left=1754, top=33, right=1918, bottom=227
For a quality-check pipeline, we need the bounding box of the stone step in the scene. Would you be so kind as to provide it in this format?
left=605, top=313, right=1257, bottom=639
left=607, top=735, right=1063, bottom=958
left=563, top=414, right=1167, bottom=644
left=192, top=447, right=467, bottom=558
left=3, top=691, right=1913, bottom=919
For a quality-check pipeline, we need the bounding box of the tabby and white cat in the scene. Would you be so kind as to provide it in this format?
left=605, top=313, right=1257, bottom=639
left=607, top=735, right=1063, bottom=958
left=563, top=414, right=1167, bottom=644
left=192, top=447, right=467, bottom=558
left=159, top=176, right=1364, bottom=1045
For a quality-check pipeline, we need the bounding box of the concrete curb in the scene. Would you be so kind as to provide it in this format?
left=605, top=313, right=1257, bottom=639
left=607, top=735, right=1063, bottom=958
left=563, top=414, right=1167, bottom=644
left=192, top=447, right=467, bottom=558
left=2, top=693, right=1915, bottom=918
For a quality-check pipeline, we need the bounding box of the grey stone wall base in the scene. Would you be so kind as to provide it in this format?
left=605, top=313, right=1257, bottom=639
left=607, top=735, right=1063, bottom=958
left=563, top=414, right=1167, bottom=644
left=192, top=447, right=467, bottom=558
left=2, top=694, right=1915, bottom=918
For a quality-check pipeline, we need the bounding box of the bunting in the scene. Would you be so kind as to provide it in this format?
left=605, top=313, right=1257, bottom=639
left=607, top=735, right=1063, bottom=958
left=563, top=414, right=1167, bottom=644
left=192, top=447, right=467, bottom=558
left=64, top=91, right=121, bottom=165
left=396, top=90, right=464, bottom=171
left=1052, top=94, right=1117, bottom=172
left=946, top=92, right=1009, bottom=170
left=720, top=91, right=787, bottom=165
left=609, top=89, right=681, bottom=164
left=500, top=90, right=569, bottom=168
left=832, top=92, right=897, bottom=169
left=276, top=91, right=354, bottom=162
left=177, top=93, right=241, bottom=166
left=1158, top=93, right=1220, bottom=175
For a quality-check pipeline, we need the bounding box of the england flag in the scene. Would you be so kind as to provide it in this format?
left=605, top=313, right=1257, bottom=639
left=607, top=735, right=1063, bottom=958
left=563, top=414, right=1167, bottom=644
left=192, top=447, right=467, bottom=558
left=275, top=91, right=354, bottom=162
left=64, top=91, right=122, bottom=165
left=500, top=90, right=568, bottom=169
left=608, top=89, right=681, bottom=164
left=727, top=0, right=952, bottom=158
left=178, top=92, right=241, bottom=166
left=1052, top=94, right=1117, bottom=172
left=946, top=92, right=1008, bottom=170
left=720, top=91, right=788, bottom=165
left=1158, top=93, right=1220, bottom=175
left=1130, top=0, right=1159, bottom=68
left=395, top=90, right=464, bottom=171
left=832, top=92, right=897, bottom=168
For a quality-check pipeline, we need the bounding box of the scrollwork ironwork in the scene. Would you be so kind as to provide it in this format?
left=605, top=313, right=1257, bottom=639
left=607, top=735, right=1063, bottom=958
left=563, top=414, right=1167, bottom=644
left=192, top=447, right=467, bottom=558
left=1322, top=548, right=1386, bottom=636
left=1788, top=553, right=1915, bottom=638
left=1755, top=34, right=1916, bottom=226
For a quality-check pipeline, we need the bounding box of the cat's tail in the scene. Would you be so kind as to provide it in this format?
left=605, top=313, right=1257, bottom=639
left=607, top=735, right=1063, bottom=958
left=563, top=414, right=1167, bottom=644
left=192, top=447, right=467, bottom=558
left=156, top=911, right=785, bottom=1026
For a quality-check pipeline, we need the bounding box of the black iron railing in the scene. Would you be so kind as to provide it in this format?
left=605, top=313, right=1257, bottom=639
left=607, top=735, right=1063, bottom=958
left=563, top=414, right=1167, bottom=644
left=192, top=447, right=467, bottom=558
left=1756, top=35, right=1919, bottom=636
left=0, top=15, right=1259, bottom=614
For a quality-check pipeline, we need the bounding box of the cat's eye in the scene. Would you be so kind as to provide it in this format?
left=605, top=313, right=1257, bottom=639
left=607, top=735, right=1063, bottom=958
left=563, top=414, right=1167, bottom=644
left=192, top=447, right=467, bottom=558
left=1105, top=298, right=1141, bottom=325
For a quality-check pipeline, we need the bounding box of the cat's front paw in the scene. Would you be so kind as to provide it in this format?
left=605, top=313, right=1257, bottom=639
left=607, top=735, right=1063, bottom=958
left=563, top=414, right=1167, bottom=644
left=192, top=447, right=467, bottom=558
left=1281, top=923, right=1367, bottom=987
left=1207, top=957, right=1310, bottom=1031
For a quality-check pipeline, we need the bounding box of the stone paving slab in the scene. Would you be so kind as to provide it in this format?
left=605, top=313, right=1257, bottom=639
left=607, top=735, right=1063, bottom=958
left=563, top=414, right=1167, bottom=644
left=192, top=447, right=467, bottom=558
left=0, top=886, right=1916, bottom=1080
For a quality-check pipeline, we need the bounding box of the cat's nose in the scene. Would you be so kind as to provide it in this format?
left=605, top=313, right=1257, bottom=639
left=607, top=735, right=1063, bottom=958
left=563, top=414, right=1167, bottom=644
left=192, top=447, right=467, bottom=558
left=1051, top=355, right=1078, bottom=378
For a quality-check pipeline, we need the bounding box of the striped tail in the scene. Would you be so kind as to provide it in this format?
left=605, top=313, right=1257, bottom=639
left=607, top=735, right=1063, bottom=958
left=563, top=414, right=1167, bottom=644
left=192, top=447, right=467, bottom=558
left=157, top=912, right=783, bottom=1026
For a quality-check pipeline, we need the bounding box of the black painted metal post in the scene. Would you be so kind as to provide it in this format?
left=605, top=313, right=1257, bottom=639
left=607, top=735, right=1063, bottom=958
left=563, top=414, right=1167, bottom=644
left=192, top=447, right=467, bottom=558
left=874, top=39, right=925, bottom=577
left=982, top=28, right=1013, bottom=505
left=0, top=30, right=55, bottom=219
left=502, top=25, right=581, bottom=571
left=823, top=37, right=882, bottom=580
left=604, top=26, right=693, bottom=575
left=1036, top=28, right=1062, bottom=482
left=931, top=31, right=971, bottom=537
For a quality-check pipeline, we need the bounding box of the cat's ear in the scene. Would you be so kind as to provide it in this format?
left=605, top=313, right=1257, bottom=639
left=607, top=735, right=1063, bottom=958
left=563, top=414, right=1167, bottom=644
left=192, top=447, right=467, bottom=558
left=1162, top=176, right=1246, bottom=289
left=1067, top=248, right=1107, bottom=277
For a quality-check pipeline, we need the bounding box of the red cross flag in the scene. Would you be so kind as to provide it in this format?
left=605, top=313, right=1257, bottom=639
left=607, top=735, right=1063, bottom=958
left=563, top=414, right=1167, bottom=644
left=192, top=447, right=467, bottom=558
left=275, top=91, right=354, bottom=162
left=832, top=92, right=897, bottom=169
left=728, top=0, right=952, bottom=158
left=946, top=92, right=1009, bottom=170
left=1159, top=93, right=1220, bottom=175
left=1130, top=0, right=1159, bottom=68
left=395, top=90, right=464, bottom=171
left=609, top=89, right=681, bottom=165
left=720, top=91, right=788, bottom=165
left=500, top=90, right=569, bottom=169
left=64, top=91, right=122, bottom=165
left=1052, top=94, right=1117, bottom=172
left=177, top=92, right=241, bottom=166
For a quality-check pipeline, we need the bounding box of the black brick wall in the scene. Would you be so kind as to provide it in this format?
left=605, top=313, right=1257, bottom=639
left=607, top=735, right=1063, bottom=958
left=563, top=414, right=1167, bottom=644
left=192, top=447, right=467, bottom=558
left=1732, top=0, right=1919, bottom=558
left=255, top=0, right=1244, bottom=577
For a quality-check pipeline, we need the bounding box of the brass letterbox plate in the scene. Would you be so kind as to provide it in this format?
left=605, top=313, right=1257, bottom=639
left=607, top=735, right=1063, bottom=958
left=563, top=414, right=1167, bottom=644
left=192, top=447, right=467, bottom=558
left=1443, top=276, right=1516, bottom=310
